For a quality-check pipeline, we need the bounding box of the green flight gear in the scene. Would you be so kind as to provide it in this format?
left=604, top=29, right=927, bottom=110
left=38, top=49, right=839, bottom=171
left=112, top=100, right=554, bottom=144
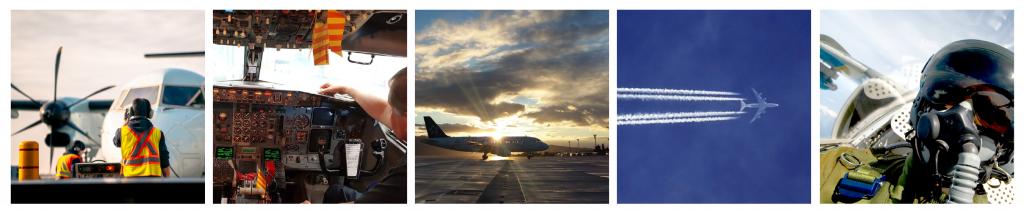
left=821, top=146, right=991, bottom=204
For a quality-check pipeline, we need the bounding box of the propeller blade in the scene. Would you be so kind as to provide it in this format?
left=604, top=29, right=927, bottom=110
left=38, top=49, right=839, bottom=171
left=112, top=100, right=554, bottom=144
left=11, top=84, right=44, bottom=107
left=54, top=47, right=62, bottom=101
left=66, top=85, right=115, bottom=108
left=144, top=51, right=205, bottom=58
left=65, top=121, right=97, bottom=144
left=14, top=119, right=44, bottom=135
left=50, top=146, right=55, bottom=175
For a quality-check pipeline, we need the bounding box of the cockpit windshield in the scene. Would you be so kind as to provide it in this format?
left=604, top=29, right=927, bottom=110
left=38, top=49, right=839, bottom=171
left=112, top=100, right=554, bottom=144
left=209, top=45, right=405, bottom=98
left=119, top=86, right=158, bottom=109
left=163, top=86, right=204, bottom=108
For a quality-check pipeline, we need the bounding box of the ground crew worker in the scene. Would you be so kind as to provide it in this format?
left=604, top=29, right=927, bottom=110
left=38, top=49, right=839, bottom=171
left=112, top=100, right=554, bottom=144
left=113, top=98, right=171, bottom=178
left=55, top=140, right=86, bottom=179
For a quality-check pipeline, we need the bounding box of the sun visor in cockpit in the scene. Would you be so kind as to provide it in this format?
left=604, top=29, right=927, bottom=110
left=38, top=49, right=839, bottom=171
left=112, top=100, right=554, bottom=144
left=340, top=11, right=407, bottom=58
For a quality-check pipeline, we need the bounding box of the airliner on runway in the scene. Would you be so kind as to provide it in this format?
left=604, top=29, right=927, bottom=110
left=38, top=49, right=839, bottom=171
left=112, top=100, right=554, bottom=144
left=421, top=116, right=549, bottom=160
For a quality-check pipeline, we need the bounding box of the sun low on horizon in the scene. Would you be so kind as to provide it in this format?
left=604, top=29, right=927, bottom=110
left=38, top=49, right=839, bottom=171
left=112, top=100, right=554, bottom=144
left=413, top=10, right=610, bottom=148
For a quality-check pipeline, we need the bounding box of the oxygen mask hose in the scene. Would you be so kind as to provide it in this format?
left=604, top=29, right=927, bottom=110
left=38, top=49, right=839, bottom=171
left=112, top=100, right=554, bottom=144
left=947, top=141, right=981, bottom=204
left=914, top=102, right=985, bottom=203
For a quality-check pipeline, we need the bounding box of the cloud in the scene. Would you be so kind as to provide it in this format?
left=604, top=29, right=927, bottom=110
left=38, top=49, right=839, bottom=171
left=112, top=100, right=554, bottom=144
left=695, top=11, right=721, bottom=43
left=820, top=106, right=838, bottom=118
left=416, top=10, right=609, bottom=73
left=415, top=10, right=609, bottom=128
left=521, top=103, right=609, bottom=128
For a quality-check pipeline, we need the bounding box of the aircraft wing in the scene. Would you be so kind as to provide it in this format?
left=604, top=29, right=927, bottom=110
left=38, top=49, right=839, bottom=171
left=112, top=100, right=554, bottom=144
left=751, top=87, right=765, bottom=104
left=464, top=140, right=485, bottom=147
left=750, top=106, right=766, bottom=123
left=87, top=100, right=115, bottom=111
left=10, top=99, right=112, bottom=118
left=12, top=100, right=43, bottom=110
left=11, top=100, right=113, bottom=113
left=820, top=34, right=911, bottom=95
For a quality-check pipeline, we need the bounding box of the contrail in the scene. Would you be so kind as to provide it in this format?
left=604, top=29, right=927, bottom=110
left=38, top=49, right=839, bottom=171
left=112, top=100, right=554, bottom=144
left=618, top=88, right=740, bottom=96
left=618, top=116, right=739, bottom=125
left=618, top=94, right=744, bottom=101
left=618, top=111, right=746, bottom=121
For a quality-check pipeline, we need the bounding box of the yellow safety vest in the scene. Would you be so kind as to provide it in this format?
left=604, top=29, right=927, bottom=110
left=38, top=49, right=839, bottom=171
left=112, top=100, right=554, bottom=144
left=55, top=154, right=80, bottom=179
left=120, top=126, right=163, bottom=177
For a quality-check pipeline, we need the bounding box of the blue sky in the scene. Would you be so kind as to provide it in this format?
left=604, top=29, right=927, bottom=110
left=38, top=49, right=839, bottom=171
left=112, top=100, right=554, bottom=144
left=414, top=11, right=610, bottom=148
left=617, top=10, right=810, bottom=203
left=819, top=10, right=1014, bottom=138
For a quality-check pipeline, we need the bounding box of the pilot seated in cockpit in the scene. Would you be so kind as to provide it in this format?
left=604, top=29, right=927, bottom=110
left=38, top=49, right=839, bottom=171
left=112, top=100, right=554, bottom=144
left=303, top=67, right=408, bottom=203
left=821, top=40, right=1013, bottom=204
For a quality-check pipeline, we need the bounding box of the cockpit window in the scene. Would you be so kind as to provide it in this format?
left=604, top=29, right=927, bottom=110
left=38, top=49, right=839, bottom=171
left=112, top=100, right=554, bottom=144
left=163, top=86, right=204, bottom=108
left=260, top=49, right=405, bottom=93
left=210, top=43, right=244, bottom=80
left=119, top=86, right=158, bottom=109
left=210, top=45, right=404, bottom=97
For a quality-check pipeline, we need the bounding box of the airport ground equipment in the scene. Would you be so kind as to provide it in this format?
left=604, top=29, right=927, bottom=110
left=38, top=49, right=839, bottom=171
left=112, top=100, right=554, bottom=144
left=19, top=141, right=39, bottom=180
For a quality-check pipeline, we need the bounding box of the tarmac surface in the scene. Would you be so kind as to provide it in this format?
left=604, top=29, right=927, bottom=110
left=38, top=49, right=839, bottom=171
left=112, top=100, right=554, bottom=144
left=415, top=155, right=609, bottom=203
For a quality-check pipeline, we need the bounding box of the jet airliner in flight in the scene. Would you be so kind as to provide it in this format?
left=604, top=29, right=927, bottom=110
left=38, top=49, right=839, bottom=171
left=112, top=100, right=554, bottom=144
left=421, top=116, right=549, bottom=160
left=739, top=87, right=778, bottom=123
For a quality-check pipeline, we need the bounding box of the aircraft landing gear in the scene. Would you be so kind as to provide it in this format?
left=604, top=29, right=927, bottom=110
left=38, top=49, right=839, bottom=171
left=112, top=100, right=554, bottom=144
left=527, top=152, right=533, bottom=159
left=482, top=153, right=489, bottom=160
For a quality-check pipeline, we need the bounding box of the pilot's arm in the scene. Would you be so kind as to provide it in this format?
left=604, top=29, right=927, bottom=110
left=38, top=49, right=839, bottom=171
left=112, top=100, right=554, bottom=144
left=319, top=83, right=395, bottom=127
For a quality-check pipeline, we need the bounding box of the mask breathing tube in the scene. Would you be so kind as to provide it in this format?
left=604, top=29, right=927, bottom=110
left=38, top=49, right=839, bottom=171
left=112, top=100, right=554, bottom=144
left=915, top=101, right=982, bottom=203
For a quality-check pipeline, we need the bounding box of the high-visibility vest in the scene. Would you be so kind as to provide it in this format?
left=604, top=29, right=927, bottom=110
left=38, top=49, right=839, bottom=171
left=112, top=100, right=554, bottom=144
left=120, top=126, right=163, bottom=177
left=55, top=154, right=80, bottom=179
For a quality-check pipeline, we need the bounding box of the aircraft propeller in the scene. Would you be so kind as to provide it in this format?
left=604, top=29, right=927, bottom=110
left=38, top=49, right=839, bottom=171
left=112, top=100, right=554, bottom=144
left=144, top=51, right=204, bottom=58
left=11, top=47, right=115, bottom=170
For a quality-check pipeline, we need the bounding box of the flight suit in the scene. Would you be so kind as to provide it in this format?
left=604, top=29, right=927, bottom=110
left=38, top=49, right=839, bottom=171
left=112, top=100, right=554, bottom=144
left=820, top=147, right=990, bottom=203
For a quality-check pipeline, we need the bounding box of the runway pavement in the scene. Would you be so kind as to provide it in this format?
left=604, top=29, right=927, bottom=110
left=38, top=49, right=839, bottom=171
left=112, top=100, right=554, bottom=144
left=415, top=155, right=609, bottom=203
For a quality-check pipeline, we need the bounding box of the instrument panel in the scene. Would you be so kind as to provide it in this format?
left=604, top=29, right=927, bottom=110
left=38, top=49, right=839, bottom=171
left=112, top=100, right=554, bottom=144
left=212, top=10, right=372, bottom=50
left=212, top=85, right=373, bottom=186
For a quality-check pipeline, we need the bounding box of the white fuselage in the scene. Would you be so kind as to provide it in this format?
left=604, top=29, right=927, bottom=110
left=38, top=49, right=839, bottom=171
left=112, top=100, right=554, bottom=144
left=98, top=69, right=206, bottom=178
left=421, top=136, right=549, bottom=156
left=744, top=103, right=779, bottom=109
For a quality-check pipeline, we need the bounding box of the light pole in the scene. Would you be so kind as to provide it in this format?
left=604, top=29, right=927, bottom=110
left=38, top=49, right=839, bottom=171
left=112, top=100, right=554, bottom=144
left=593, top=134, right=597, bottom=151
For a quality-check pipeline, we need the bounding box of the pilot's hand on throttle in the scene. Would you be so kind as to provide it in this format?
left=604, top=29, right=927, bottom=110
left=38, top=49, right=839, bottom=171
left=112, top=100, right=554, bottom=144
left=318, top=82, right=350, bottom=96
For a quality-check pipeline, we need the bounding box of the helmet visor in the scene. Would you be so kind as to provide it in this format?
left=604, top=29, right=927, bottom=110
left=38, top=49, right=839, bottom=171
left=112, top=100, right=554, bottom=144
left=967, top=84, right=1013, bottom=137
left=919, top=72, right=1013, bottom=138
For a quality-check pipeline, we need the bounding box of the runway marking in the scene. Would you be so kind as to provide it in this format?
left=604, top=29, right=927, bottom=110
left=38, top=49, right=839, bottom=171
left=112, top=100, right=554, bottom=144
left=586, top=172, right=609, bottom=178
left=477, top=161, right=512, bottom=204
left=415, top=157, right=609, bottom=203
left=512, top=161, right=528, bottom=203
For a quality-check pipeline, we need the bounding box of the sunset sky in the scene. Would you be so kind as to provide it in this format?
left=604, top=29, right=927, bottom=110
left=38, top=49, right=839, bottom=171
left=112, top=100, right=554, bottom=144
left=413, top=10, right=610, bottom=148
